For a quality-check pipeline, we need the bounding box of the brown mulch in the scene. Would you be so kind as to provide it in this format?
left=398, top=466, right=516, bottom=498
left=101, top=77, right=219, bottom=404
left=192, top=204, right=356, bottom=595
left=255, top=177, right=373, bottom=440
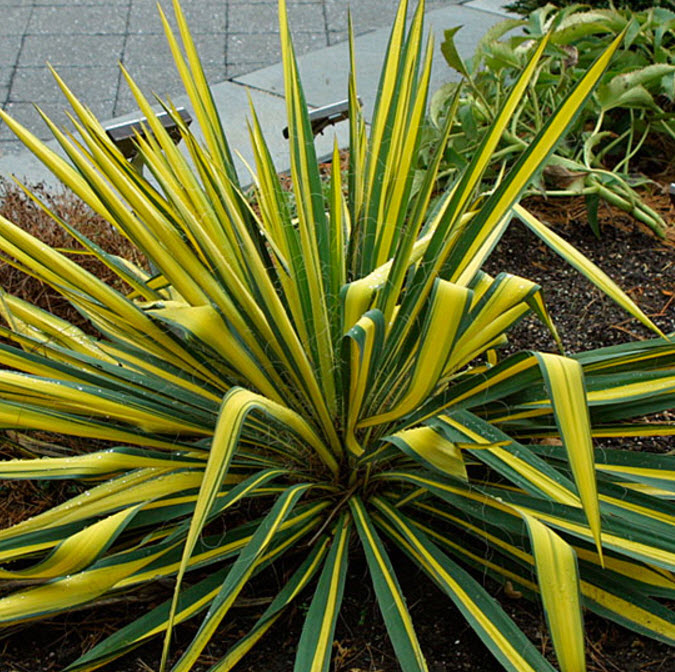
left=487, top=189, right=675, bottom=353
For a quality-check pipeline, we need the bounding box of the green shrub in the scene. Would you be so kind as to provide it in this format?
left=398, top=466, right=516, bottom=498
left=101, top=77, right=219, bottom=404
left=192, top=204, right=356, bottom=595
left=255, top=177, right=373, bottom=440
left=505, top=0, right=674, bottom=17
left=0, top=1, right=672, bottom=671
left=429, top=3, right=675, bottom=236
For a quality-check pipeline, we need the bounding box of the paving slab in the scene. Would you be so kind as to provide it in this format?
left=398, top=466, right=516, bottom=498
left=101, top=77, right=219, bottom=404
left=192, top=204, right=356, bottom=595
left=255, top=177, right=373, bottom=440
left=235, top=4, right=509, bottom=114
left=31, top=0, right=129, bottom=5
left=10, top=66, right=120, bottom=103
left=18, top=34, right=126, bottom=68
left=228, top=31, right=328, bottom=65
left=229, top=3, right=327, bottom=33
left=123, top=33, right=226, bottom=69
left=0, top=69, right=12, bottom=90
left=127, top=2, right=228, bottom=35
left=0, top=6, right=31, bottom=36
left=323, top=0, right=460, bottom=33
left=0, top=36, right=23, bottom=67
left=26, top=5, right=128, bottom=35
left=463, top=0, right=515, bottom=15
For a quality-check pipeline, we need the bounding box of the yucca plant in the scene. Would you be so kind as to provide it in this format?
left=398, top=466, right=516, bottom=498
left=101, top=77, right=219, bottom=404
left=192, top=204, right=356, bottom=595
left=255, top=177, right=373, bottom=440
left=0, top=1, right=673, bottom=671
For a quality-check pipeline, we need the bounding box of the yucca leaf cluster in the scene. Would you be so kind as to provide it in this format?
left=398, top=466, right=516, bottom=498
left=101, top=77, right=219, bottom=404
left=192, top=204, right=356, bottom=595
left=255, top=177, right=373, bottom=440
left=0, top=2, right=672, bottom=671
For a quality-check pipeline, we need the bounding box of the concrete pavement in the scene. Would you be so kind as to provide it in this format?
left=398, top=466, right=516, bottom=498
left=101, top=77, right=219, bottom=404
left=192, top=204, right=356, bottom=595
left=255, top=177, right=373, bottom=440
left=0, top=0, right=513, bottom=184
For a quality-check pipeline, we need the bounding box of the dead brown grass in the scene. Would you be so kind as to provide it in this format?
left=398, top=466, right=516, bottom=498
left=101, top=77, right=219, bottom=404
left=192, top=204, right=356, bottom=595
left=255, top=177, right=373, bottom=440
left=0, top=179, right=145, bottom=330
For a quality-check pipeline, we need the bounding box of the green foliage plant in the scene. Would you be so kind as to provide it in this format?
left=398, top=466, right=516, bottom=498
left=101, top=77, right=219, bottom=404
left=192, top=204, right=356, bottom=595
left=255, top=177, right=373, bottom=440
left=431, top=4, right=675, bottom=236
left=505, top=0, right=673, bottom=18
left=0, top=1, right=673, bottom=671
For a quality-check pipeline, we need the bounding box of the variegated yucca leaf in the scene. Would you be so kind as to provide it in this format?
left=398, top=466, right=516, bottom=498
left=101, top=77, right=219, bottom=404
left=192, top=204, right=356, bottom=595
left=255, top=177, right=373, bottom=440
left=0, top=1, right=672, bottom=671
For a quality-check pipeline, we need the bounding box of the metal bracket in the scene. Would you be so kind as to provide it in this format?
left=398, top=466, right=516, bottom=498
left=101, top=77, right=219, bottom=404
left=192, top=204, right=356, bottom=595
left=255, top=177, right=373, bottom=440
left=105, top=107, right=192, bottom=161
left=282, top=98, right=361, bottom=139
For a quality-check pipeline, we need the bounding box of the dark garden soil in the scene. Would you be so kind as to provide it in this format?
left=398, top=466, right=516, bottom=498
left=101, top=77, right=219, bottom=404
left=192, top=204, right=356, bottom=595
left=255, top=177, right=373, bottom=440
left=0, top=181, right=673, bottom=672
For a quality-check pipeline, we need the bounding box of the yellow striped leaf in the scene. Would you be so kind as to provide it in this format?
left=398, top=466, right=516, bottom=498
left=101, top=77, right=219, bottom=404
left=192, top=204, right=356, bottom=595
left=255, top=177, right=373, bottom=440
left=536, top=353, right=603, bottom=560
left=522, top=514, right=586, bottom=672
